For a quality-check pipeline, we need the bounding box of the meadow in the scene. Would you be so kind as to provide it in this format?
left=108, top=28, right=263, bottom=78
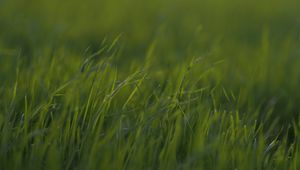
left=0, top=0, right=300, bottom=169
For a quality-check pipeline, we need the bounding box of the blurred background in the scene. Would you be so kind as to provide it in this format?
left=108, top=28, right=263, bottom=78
left=1, top=0, right=300, bottom=52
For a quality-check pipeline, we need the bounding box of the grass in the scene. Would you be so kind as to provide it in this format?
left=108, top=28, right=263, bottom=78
left=0, top=0, right=300, bottom=169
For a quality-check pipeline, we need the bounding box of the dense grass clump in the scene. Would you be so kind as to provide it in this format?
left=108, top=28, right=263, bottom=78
left=0, top=0, right=300, bottom=169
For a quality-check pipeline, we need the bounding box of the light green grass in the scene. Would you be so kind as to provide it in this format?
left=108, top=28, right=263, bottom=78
left=0, top=0, right=299, bottom=169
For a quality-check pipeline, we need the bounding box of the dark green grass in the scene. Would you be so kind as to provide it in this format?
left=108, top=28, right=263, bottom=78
left=0, top=0, right=300, bottom=169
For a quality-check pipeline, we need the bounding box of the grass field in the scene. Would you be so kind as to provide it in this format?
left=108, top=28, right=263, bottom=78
left=0, top=0, right=300, bottom=169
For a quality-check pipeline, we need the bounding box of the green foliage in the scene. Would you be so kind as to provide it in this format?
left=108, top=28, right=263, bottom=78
left=0, top=0, right=299, bottom=169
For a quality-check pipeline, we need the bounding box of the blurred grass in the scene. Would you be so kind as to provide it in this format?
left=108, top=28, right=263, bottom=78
left=0, top=0, right=300, bottom=169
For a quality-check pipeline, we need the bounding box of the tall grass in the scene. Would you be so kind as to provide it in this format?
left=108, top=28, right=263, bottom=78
left=0, top=0, right=299, bottom=169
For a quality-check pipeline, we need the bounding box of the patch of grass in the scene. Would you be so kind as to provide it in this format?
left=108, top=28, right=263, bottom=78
left=0, top=0, right=299, bottom=169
